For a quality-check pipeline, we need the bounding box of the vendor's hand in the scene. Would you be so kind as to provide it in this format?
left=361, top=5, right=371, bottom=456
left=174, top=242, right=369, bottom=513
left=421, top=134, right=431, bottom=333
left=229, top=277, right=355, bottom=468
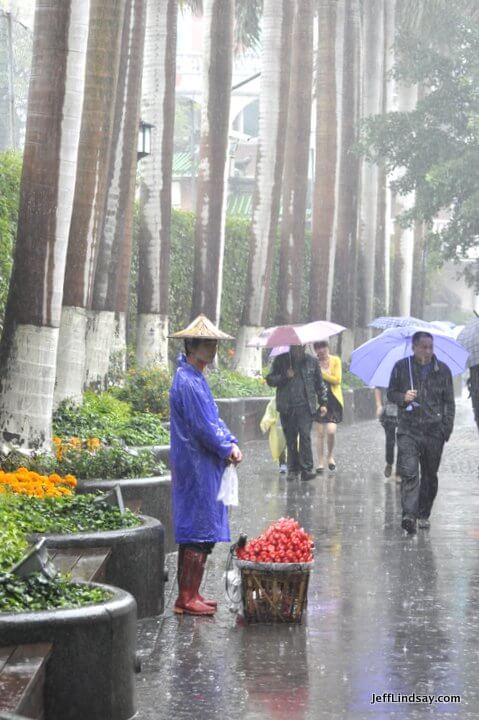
left=404, top=389, right=417, bottom=403
left=286, top=368, right=295, bottom=379
left=229, top=445, right=243, bottom=465
left=376, top=405, right=384, bottom=418
left=319, top=406, right=327, bottom=417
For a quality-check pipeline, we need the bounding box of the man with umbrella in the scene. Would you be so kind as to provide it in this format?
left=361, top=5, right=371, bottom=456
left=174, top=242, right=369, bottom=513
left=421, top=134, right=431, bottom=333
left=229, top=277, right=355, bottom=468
left=387, top=331, right=455, bottom=534
left=169, top=314, right=243, bottom=615
left=266, top=345, right=328, bottom=481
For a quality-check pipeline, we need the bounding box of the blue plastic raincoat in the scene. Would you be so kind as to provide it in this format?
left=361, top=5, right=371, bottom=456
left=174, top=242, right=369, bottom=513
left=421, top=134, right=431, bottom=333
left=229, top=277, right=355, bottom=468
left=170, top=354, right=238, bottom=544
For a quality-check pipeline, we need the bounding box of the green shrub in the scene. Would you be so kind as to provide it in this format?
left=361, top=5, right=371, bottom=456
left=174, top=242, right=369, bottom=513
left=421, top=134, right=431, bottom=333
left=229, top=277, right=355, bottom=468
left=0, top=574, right=111, bottom=613
left=111, top=367, right=171, bottom=418
left=342, top=363, right=365, bottom=391
left=0, top=493, right=141, bottom=535
left=53, top=391, right=170, bottom=446
left=206, top=368, right=273, bottom=398
left=0, top=519, right=28, bottom=574
left=0, top=151, right=22, bottom=329
left=2, top=445, right=165, bottom=480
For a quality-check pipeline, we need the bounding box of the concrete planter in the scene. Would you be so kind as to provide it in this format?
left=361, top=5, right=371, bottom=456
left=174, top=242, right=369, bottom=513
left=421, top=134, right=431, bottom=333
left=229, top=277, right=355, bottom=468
left=342, top=388, right=377, bottom=425
left=76, top=477, right=175, bottom=554
left=215, top=396, right=271, bottom=442
left=29, top=516, right=164, bottom=619
left=0, top=585, right=137, bottom=720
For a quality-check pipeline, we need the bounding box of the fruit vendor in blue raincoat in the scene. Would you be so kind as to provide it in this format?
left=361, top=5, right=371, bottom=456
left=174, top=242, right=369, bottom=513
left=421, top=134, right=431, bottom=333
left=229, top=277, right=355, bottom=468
left=169, top=314, right=243, bottom=616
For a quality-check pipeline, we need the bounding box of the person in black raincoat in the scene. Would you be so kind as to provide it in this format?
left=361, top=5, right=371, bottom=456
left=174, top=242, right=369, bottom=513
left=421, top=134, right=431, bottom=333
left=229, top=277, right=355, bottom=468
left=387, top=331, right=455, bottom=534
left=169, top=314, right=243, bottom=615
left=266, top=346, right=328, bottom=482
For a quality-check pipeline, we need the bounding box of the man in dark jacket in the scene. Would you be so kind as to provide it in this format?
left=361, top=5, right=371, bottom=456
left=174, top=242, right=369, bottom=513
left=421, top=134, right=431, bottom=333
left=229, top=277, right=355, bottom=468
left=387, top=331, right=455, bottom=534
left=266, top=346, right=328, bottom=481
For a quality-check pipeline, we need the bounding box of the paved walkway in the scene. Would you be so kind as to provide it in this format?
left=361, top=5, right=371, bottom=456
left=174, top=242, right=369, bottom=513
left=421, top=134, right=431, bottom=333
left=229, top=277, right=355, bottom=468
left=136, top=398, right=479, bottom=719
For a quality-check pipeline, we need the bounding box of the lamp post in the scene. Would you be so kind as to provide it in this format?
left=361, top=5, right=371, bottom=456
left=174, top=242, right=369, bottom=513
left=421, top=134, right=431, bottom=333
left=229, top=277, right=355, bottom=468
left=137, top=120, right=153, bottom=160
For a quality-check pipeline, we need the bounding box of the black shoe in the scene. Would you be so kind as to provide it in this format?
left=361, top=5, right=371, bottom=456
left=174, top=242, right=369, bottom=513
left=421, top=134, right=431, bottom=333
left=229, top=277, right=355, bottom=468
left=328, top=463, right=336, bottom=472
left=287, top=472, right=298, bottom=482
left=401, top=516, right=417, bottom=535
left=301, top=471, right=316, bottom=481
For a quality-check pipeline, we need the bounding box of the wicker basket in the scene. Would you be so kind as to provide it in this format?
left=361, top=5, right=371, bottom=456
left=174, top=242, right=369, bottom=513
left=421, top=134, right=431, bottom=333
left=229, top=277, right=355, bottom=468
left=236, top=558, right=312, bottom=624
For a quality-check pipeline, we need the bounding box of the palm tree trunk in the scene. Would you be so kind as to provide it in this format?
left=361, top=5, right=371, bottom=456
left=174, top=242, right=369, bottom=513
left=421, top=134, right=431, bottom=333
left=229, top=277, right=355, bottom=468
left=390, top=81, right=417, bottom=316
left=54, top=0, right=125, bottom=404
left=309, top=0, right=341, bottom=322
left=234, top=0, right=293, bottom=375
left=86, top=0, right=147, bottom=389
left=332, top=0, right=361, bottom=333
left=191, top=0, right=234, bottom=324
left=0, top=0, right=89, bottom=448
left=374, top=0, right=396, bottom=315
left=356, top=0, right=385, bottom=332
left=0, top=10, right=16, bottom=150
left=410, top=220, right=426, bottom=317
left=276, top=0, right=314, bottom=325
left=136, top=0, right=177, bottom=368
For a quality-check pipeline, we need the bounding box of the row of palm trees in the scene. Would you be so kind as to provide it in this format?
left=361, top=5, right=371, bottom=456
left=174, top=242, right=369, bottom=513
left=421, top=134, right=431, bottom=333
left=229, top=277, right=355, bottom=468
left=0, top=0, right=450, bottom=447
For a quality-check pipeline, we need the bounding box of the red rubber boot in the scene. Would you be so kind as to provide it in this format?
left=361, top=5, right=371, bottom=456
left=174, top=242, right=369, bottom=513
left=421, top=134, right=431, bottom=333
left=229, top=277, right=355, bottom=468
left=174, top=548, right=216, bottom=615
left=177, top=547, right=217, bottom=609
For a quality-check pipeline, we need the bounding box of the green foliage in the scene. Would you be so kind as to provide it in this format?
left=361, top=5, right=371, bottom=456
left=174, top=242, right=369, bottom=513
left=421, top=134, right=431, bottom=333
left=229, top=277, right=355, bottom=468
left=111, top=367, right=171, bottom=419
left=0, top=492, right=141, bottom=534
left=0, top=518, right=28, bottom=574
left=206, top=368, right=273, bottom=398
left=342, top=364, right=365, bottom=391
left=358, top=5, right=479, bottom=287
left=0, top=573, right=111, bottom=613
left=168, top=210, right=253, bottom=343
left=2, top=445, right=165, bottom=480
left=0, top=150, right=22, bottom=327
left=53, top=391, right=170, bottom=446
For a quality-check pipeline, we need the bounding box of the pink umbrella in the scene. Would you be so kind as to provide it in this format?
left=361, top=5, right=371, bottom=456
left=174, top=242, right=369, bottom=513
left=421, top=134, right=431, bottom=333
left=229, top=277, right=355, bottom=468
left=248, top=321, right=346, bottom=348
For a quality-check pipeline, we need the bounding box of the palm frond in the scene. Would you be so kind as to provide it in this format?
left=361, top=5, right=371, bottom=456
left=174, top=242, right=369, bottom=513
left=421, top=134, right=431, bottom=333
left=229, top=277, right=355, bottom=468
left=397, top=0, right=479, bottom=32
left=179, top=0, right=203, bottom=16
left=234, top=0, right=263, bottom=54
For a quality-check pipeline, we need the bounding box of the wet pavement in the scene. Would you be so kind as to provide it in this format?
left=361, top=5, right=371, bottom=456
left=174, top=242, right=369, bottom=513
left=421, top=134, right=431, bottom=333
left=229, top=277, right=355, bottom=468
left=136, top=398, right=479, bottom=719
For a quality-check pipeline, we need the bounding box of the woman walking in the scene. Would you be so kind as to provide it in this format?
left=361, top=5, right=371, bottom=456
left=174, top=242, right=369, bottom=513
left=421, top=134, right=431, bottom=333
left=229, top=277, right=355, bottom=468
left=314, top=341, right=343, bottom=473
left=374, top=387, right=400, bottom=481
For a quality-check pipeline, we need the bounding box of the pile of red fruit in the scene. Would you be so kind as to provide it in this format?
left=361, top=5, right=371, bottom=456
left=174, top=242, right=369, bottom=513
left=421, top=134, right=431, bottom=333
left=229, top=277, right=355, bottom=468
left=236, top=517, right=314, bottom=564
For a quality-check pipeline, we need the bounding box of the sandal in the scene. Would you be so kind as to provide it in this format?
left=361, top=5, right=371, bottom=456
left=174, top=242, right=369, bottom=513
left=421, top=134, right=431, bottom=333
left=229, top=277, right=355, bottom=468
left=316, top=467, right=324, bottom=475
left=328, top=462, right=336, bottom=472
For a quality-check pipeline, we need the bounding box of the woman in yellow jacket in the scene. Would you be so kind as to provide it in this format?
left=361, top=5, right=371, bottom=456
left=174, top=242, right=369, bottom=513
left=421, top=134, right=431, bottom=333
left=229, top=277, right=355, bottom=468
left=313, top=341, right=343, bottom=473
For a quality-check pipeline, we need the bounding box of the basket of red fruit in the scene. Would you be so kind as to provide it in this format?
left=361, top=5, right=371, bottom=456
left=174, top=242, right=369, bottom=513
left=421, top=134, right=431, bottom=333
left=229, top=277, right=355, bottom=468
left=235, top=517, right=313, bottom=623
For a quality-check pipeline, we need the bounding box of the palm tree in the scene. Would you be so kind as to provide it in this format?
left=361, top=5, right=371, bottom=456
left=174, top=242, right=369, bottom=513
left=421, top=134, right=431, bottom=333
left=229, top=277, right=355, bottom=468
left=136, top=0, right=178, bottom=368
left=87, top=0, right=147, bottom=388
left=389, top=81, right=417, bottom=316
left=54, top=0, right=125, bottom=404
left=331, top=0, right=361, bottom=333
left=0, top=0, right=89, bottom=447
left=0, top=9, right=15, bottom=151
left=356, top=0, right=385, bottom=333
left=276, top=0, right=314, bottom=325
left=374, top=0, right=396, bottom=316
left=234, top=0, right=294, bottom=375
left=191, top=0, right=234, bottom=324
left=309, top=0, right=343, bottom=322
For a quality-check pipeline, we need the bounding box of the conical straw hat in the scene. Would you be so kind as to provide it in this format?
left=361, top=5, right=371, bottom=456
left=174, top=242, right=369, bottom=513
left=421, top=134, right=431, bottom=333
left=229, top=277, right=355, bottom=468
left=169, top=314, right=234, bottom=340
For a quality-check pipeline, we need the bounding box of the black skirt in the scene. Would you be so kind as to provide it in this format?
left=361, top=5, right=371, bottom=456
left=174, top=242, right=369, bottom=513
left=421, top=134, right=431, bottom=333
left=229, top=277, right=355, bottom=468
left=316, top=384, right=343, bottom=424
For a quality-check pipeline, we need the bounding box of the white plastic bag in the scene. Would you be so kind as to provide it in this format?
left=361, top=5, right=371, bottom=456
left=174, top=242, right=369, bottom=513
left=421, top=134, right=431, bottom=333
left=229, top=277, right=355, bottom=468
left=217, top=464, right=239, bottom=506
